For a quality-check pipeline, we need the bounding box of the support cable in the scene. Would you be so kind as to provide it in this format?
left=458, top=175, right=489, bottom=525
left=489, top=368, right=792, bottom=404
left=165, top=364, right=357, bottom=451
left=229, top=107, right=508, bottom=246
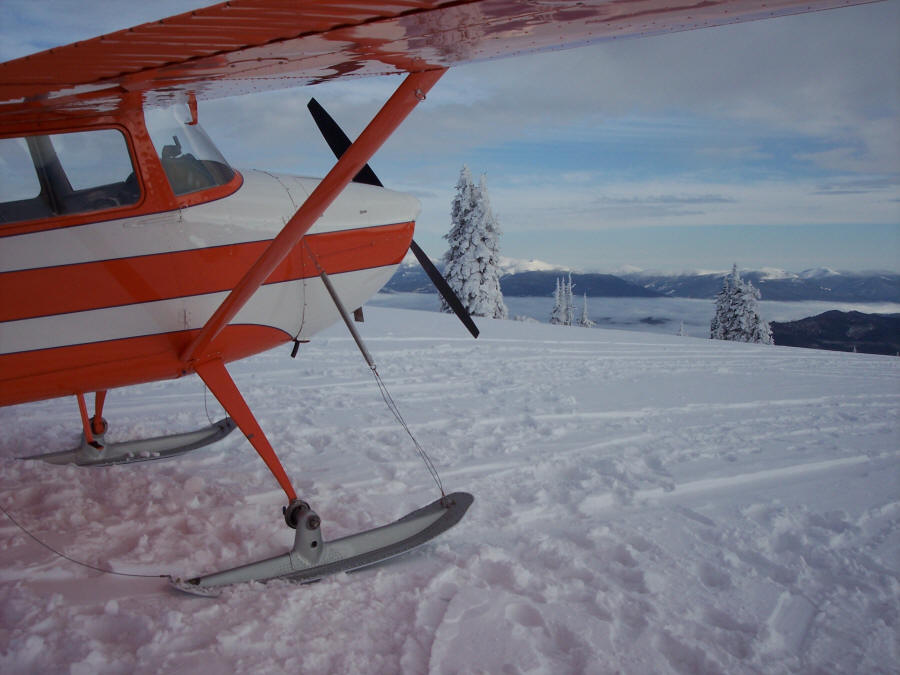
left=0, top=501, right=165, bottom=580
left=370, top=366, right=445, bottom=498
left=307, top=245, right=445, bottom=497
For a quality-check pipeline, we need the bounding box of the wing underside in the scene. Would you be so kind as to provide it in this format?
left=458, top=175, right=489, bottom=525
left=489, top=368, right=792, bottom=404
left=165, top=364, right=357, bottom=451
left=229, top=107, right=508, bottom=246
left=0, top=0, right=877, bottom=123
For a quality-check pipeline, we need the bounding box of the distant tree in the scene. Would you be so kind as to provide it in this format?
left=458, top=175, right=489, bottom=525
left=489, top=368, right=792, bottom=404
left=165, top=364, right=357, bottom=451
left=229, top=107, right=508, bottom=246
left=565, top=274, right=576, bottom=327
left=550, top=274, right=577, bottom=325
left=677, top=321, right=687, bottom=337
left=442, top=167, right=508, bottom=319
left=710, top=264, right=774, bottom=344
left=550, top=277, right=565, bottom=325
left=579, top=293, right=596, bottom=327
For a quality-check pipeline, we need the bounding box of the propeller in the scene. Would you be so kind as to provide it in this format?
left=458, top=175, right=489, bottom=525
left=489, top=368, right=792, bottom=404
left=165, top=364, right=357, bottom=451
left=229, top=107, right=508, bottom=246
left=307, top=98, right=479, bottom=339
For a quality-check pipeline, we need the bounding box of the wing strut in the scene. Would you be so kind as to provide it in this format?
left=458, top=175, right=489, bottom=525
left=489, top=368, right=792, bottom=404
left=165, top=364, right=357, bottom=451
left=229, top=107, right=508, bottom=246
left=180, top=68, right=446, bottom=368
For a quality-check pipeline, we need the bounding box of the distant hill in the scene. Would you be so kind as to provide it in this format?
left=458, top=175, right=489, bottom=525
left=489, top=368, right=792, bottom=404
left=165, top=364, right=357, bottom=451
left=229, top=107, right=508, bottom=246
left=499, top=271, right=661, bottom=298
left=771, top=311, right=900, bottom=356
left=383, top=262, right=436, bottom=293
left=622, top=269, right=900, bottom=302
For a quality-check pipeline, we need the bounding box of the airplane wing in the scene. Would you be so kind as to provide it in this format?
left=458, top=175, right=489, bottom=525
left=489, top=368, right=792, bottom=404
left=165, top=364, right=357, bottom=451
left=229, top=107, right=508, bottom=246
left=0, top=0, right=878, bottom=124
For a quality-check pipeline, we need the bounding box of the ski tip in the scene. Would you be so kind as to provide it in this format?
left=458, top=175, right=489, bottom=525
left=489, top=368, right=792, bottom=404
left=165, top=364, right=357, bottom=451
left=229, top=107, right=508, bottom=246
left=442, top=491, right=474, bottom=513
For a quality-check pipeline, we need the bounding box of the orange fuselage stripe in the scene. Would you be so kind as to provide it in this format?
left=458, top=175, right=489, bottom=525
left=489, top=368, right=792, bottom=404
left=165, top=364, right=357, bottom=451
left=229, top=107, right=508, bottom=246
left=0, top=325, right=290, bottom=407
left=0, top=221, right=413, bottom=322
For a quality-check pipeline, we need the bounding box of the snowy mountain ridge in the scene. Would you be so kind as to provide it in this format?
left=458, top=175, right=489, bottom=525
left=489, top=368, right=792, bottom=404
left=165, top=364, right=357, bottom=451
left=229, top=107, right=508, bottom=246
left=387, top=260, right=900, bottom=302
left=626, top=266, right=866, bottom=280
left=497, top=255, right=568, bottom=275
left=400, top=252, right=567, bottom=274
left=621, top=269, right=900, bottom=302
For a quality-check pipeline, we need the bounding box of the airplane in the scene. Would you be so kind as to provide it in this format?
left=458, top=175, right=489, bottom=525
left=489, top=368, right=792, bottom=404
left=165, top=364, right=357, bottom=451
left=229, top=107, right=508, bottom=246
left=0, top=0, right=877, bottom=591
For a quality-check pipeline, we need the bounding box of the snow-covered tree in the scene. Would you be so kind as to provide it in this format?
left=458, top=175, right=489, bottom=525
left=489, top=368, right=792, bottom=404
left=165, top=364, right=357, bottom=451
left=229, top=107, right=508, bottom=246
left=550, top=274, right=577, bottom=326
left=565, top=274, right=576, bottom=327
left=441, top=167, right=508, bottom=319
left=550, top=277, right=565, bottom=325
left=579, top=293, right=596, bottom=327
left=710, top=264, right=774, bottom=344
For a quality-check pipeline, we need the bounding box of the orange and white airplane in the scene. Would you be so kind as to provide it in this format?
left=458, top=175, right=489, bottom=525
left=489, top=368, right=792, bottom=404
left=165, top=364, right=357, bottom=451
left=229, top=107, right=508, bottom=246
left=0, top=0, right=875, bottom=590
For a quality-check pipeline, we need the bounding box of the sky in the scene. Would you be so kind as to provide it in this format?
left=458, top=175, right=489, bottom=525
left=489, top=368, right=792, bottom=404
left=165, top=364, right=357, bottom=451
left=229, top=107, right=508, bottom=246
left=2, top=0, right=899, bottom=273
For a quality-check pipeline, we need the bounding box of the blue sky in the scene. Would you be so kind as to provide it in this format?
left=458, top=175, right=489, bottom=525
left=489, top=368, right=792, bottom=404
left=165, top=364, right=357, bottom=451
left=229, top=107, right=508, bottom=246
left=2, top=0, right=898, bottom=273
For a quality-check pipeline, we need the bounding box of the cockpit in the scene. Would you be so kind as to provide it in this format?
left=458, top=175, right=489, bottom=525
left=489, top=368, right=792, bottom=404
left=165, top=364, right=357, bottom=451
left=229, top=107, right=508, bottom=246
left=0, top=102, right=237, bottom=225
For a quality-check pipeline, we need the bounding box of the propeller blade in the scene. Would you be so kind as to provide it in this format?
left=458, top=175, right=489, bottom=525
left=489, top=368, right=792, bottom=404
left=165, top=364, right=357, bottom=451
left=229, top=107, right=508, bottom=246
left=308, top=98, right=480, bottom=339
left=307, top=98, right=382, bottom=188
left=408, top=240, right=480, bottom=339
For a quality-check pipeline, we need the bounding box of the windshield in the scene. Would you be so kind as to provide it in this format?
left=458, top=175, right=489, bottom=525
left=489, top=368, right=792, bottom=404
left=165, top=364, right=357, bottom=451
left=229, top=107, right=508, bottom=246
left=145, top=104, right=235, bottom=196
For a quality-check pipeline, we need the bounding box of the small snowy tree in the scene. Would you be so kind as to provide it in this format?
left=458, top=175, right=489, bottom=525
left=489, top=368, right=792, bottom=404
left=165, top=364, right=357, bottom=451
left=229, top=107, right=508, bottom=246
left=550, top=277, right=565, bottom=325
left=441, top=167, right=508, bottom=319
left=579, top=293, right=596, bottom=328
left=565, top=274, right=576, bottom=327
left=710, top=264, right=774, bottom=344
left=550, top=275, right=576, bottom=326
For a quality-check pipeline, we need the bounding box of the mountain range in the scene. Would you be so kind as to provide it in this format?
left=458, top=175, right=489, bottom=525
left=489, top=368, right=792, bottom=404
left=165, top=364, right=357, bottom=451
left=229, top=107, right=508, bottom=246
left=384, top=259, right=900, bottom=303
left=621, top=268, right=900, bottom=302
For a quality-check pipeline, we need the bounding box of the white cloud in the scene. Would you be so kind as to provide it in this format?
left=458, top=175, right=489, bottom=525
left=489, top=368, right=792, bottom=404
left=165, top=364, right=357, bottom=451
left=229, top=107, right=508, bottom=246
left=409, top=174, right=900, bottom=236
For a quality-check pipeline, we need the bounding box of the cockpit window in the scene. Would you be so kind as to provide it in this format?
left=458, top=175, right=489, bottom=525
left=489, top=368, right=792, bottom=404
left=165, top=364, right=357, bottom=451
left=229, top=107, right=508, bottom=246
left=0, top=137, right=40, bottom=202
left=0, top=129, right=139, bottom=224
left=145, top=104, right=235, bottom=196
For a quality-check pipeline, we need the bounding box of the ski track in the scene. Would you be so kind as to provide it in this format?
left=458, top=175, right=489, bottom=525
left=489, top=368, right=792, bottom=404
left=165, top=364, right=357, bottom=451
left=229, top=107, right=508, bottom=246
left=0, top=307, right=898, bottom=674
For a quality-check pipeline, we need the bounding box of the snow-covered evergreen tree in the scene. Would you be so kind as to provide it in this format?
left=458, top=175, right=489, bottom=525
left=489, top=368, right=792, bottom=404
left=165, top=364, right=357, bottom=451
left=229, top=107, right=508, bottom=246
left=550, top=277, right=565, bottom=325
left=565, top=274, right=576, bottom=327
left=579, top=293, right=596, bottom=328
left=550, top=275, right=577, bottom=325
left=441, top=167, right=508, bottom=319
left=710, top=264, right=774, bottom=344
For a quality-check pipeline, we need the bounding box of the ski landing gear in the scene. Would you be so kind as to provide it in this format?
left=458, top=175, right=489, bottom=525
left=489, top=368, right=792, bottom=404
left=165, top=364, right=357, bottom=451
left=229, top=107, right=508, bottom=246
left=20, top=391, right=236, bottom=466
left=174, top=492, right=473, bottom=593
left=167, top=358, right=473, bottom=592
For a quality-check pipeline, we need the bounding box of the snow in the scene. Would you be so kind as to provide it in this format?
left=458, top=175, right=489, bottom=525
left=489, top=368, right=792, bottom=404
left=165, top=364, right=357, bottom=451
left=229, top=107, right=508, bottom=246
left=1, top=307, right=898, bottom=674
left=798, top=268, right=841, bottom=279
left=401, top=254, right=564, bottom=276
left=757, top=268, right=795, bottom=281
left=498, top=256, right=568, bottom=275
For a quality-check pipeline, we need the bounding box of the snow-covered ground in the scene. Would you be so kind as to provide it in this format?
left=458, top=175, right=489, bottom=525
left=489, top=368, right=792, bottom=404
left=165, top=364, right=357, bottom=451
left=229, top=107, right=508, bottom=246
left=1, top=307, right=898, bottom=674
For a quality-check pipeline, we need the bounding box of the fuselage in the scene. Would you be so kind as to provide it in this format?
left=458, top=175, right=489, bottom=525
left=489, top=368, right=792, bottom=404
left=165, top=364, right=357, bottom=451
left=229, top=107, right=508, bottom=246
left=0, top=105, right=418, bottom=407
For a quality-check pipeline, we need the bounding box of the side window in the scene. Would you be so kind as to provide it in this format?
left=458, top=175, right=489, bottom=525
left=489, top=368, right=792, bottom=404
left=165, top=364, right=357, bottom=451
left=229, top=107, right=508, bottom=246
left=53, top=130, right=136, bottom=193
left=0, top=138, right=41, bottom=201
left=0, top=128, right=139, bottom=225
